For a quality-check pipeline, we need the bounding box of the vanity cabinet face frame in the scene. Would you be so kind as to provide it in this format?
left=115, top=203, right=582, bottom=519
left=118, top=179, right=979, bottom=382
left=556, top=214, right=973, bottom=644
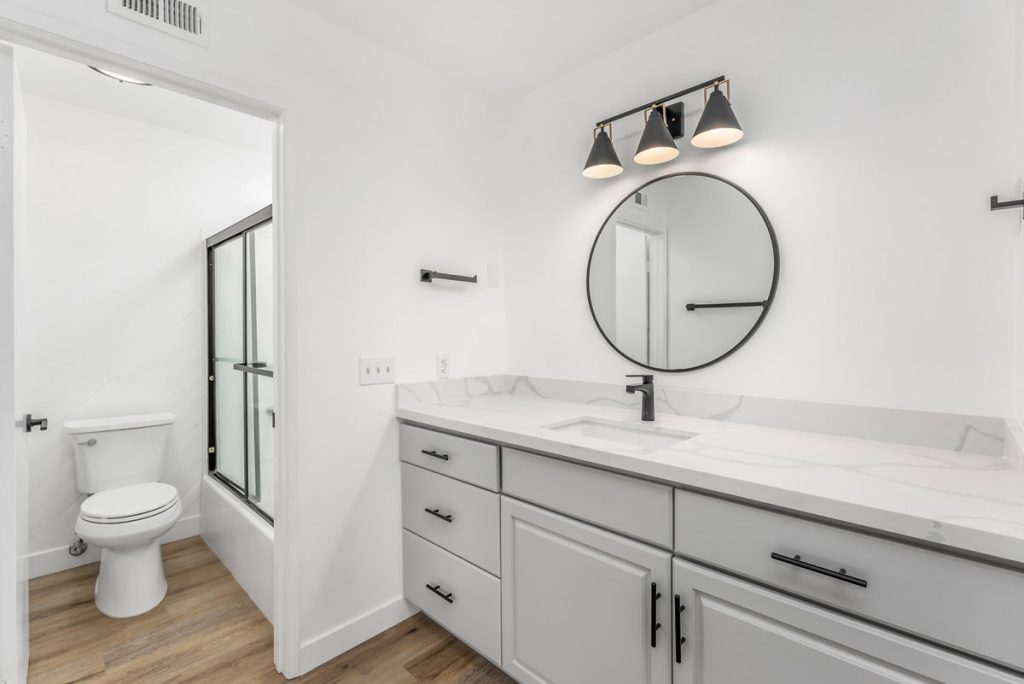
left=500, top=496, right=672, bottom=684
left=672, top=558, right=1023, bottom=684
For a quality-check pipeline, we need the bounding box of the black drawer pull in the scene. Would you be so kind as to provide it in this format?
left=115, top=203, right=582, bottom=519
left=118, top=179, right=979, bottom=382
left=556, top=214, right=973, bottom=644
left=771, top=552, right=868, bottom=587
left=424, top=507, right=454, bottom=523
left=421, top=449, right=449, bottom=461
left=674, top=595, right=686, bottom=664
left=650, top=583, right=662, bottom=648
left=426, top=583, right=454, bottom=603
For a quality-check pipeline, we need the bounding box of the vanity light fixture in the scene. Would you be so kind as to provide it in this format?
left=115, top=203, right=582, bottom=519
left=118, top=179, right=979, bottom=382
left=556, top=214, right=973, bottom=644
left=691, top=80, right=743, bottom=148
left=582, top=124, right=623, bottom=179
left=583, top=75, right=743, bottom=179
left=88, top=66, right=152, bottom=86
left=634, top=106, right=679, bottom=165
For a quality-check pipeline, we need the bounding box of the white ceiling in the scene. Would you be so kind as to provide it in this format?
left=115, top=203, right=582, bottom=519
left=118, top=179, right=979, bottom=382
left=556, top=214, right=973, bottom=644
left=14, top=45, right=273, bottom=155
left=288, top=0, right=720, bottom=100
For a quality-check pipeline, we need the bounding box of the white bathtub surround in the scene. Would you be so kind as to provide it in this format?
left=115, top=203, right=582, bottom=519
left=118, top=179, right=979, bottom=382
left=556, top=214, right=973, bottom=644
left=200, top=475, right=275, bottom=622
left=397, top=375, right=1006, bottom=456
left=397, top=382, right=1024, bottom=566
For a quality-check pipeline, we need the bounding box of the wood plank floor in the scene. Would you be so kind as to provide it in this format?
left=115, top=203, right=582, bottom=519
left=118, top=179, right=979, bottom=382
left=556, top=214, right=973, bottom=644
left=29, top=536, right=514, bottom=683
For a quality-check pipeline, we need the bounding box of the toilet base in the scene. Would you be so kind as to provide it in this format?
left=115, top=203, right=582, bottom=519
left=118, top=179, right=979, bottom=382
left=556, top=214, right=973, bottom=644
left=94, top=542, right=168, bottom=618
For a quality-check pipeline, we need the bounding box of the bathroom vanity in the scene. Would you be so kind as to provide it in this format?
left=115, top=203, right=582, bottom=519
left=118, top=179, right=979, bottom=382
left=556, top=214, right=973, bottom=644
left=397, top=384, right=1024, bottom=683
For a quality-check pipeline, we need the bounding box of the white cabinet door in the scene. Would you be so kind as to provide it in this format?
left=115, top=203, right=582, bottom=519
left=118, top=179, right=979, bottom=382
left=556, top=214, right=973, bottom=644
left=501, top=497, right=672, bottom=684
left=672, top=558, right=1024, bottom=684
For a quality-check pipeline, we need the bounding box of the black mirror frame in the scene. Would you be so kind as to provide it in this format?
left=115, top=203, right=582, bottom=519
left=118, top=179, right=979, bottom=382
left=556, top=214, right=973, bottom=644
left=585, top=171, right=780, bottom=373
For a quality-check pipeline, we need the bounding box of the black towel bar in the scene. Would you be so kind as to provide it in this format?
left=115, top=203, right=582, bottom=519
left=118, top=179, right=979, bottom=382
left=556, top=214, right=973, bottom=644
left=420, top=269, right=477, bottom=284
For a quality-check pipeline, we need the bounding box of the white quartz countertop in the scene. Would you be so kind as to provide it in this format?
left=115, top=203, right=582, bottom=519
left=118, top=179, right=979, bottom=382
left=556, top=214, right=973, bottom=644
left=397, top=394, right=1024, bottom=565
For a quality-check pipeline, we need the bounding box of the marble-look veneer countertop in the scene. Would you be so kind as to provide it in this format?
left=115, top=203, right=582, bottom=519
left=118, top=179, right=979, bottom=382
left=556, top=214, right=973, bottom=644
left=397, top=392, right=1024, bottom=567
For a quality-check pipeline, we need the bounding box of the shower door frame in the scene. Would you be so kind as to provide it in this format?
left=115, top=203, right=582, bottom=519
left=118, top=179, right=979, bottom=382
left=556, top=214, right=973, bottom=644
left=206, top=205, right=274, bottom=524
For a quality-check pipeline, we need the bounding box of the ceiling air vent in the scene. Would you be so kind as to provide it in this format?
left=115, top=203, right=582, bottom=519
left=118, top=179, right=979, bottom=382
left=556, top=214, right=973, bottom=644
left=107, top=0, right=209, bottom=46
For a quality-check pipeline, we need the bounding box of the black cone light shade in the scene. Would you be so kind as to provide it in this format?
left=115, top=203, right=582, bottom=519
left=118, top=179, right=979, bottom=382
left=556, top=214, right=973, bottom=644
left=691, top=85, right=743, bottom=148
left=634, top=107, right=679, bottom=165
left=582, top=126, right=623, bottom=179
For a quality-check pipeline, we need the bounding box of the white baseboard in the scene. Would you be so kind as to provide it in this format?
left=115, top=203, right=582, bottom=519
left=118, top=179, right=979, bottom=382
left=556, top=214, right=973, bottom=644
left=298, top=595, right=417, bottom=675
left=28, top=514, right=200, bottom=579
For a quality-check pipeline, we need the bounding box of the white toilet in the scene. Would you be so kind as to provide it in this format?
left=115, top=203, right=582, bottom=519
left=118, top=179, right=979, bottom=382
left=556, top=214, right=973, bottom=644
left=65, top=412, right=181, bottom=619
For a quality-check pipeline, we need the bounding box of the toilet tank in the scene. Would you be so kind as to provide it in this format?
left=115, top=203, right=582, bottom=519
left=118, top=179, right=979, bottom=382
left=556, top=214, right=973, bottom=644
left=64, top=413, right=175, bottom=494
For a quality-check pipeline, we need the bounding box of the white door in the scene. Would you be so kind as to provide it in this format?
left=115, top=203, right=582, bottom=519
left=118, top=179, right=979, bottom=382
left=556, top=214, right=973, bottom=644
left=614, top=223, right=649, bottom=364
left=0, top=43, right=28, bottom=684
left=672, top=558, right=1021, bottom=684
left=501, top=497, right=672, bottom=684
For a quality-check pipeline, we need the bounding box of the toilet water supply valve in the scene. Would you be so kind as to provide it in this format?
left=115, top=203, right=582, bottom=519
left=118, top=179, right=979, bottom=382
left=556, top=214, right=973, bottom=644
left=69, top=537, right=88, bottom=557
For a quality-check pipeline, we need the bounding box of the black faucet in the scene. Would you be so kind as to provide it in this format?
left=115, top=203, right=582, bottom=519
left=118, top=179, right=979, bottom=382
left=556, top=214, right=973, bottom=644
left=625, top=374, right=655, bottom=422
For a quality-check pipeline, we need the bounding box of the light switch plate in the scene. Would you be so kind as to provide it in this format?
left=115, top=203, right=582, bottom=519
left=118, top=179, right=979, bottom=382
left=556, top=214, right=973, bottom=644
left=359, top=357, right=395, bottom=385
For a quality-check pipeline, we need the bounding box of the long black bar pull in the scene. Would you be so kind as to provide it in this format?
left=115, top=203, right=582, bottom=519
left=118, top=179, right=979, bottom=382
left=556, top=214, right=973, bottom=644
left=421, top=449, right=449, bottom=461
left=674, top=595, right=686, bottom=664
left=650, top=583, right=662, bottom=648
left=424, top=507, right=454, bottom=523
left=686, top=301, right=767, bottom=311
left=770, top=552, right=868, bottom=587
left=426, top=583, right=455, bottom=604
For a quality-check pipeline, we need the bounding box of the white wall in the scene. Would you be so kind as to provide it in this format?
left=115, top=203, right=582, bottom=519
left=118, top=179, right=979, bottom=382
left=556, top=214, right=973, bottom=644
left=18, top=94, right=271, bottom=575
left=1014, top=0, right=1024, bottom=421
left=504, top=0, right=1020, bottom=417
left=0, top=0, right=506, bottom=675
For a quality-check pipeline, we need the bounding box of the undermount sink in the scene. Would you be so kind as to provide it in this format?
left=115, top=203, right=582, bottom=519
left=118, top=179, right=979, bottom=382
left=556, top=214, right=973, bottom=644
left=543, top=417, right=696, bottom=450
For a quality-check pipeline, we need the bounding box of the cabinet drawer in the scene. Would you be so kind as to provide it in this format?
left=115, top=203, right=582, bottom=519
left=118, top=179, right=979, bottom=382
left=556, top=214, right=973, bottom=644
left=402, top=530, right=501, bottom=665
left=399, top=423, right=499, bottom=491
left=503, top=447, right=673, bottom=548
left=401, top=462, right=500, bottom=575
left=675, top=489, right=1024, bottom=671
left=673, top=559, right=1024, bottom=684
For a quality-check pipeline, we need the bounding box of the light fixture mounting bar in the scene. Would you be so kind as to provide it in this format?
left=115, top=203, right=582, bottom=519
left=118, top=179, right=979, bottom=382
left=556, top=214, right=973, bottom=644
left=594, top=75, right=726, bottom=128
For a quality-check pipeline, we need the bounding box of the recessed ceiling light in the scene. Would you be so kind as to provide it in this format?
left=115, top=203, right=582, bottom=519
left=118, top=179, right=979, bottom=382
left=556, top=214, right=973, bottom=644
left=88, top=66, right=152, bottom=86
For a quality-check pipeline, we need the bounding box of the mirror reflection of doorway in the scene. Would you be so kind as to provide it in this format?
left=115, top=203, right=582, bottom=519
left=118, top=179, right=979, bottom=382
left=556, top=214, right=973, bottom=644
left=614, top=222, right=667, bottom=368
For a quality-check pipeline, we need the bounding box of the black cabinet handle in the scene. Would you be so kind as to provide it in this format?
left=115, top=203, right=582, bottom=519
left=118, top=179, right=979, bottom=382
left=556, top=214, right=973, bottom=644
left=650, top=583, right=662, bottom=648
left=674, top=594, right=686, bottom=664
left=771, top=552, right=868, bottom=587
left=426, top=583, right=454, bottom=603
left=421, top=449, right=449, bottom=461
left=424, top=507, right=454, bottom=523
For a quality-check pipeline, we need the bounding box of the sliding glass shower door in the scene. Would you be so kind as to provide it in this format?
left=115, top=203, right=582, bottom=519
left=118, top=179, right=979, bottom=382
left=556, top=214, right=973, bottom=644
left=207, top=206, right=275, bottom=521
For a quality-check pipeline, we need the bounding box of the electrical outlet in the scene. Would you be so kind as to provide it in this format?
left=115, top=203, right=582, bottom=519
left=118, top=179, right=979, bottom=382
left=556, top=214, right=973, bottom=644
left=359, top=357, right=395, bottom=385
left=437, top=353, right=450, bottom=380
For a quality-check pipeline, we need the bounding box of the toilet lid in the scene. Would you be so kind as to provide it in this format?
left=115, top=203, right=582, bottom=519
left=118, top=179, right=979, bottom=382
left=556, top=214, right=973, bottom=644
left=80, top=482, right=179, bottom=523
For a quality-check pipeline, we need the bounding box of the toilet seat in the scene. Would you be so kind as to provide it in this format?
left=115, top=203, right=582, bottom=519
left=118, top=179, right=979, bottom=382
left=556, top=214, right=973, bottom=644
left=80, top=482, right=180, bottom=524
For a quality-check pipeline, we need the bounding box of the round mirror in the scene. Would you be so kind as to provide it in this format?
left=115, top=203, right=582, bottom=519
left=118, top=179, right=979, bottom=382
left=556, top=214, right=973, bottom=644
left=586, top=172, right=779, bottom=372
